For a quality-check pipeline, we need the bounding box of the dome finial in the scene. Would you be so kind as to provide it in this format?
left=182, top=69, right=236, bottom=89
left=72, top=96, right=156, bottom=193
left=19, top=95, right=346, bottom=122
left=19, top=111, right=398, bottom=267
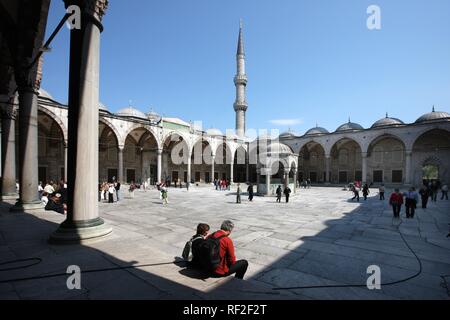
left=432, top=105, right=435, bottom=112
left=348, top=117, right=351, bottom=123
left=386, top=112, right=389, bottom=118
left=316, top=122, right=318, bottom=128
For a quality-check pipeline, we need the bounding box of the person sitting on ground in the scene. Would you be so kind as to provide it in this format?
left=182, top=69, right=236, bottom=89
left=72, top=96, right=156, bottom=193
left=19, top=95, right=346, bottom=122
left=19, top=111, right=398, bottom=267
left=41, top=192, right=49, bottom=206
left=45, top=193, right=66, bottom=215
left=182, top=223, right=210, bottom=268
left=44, top=182, right=55, bottom=195
left=208, top=220, right=248, bottom=280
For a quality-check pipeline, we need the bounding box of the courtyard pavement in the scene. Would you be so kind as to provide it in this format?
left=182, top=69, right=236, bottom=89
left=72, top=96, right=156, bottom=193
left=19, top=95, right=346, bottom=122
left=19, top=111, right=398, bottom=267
left=0, top=186, right=449, bottom=300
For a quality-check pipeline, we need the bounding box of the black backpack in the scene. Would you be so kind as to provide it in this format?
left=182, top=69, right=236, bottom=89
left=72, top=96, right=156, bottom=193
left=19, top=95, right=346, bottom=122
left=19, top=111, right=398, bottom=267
left=197, top=233, right=227, bottom=271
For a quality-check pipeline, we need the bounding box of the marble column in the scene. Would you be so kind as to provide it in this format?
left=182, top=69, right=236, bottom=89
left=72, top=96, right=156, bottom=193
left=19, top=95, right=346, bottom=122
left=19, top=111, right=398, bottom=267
left=256, top=167, right=261, bottom=194
left=1, top=98, right=17, bottom=199
left=64, top=141, right=68, bottom=181
left=187, top=152, right=192, bottom=183
left=11, top=87, right=42, bottom=211
left=117, top=145, right=124, bottom=182
left=157, top=148, right=162, bottom=183
left=292, top=168, right=297, bottom=193
left=405, top=151, right=412, bottom=185
left=230, top=161, right=234, bottom=184
left=362, top=152, right=368, bottom=184
left=266, top=169, right=271, bottom=196
left=211, top=154, right=216, bottom=183
left=50, top=0, right=111, bottom=243
left=325, top=155, right=331, bottom=184
left=284, top=169, right=290, bottom=189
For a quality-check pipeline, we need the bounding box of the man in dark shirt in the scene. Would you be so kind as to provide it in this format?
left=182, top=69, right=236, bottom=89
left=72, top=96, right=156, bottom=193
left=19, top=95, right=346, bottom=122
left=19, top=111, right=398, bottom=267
left=45, top=194, right=65, bottom=215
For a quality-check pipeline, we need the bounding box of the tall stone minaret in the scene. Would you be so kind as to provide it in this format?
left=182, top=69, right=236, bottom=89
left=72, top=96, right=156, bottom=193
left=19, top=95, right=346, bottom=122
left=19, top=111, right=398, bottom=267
left=234, top=20, right=248, bottom=137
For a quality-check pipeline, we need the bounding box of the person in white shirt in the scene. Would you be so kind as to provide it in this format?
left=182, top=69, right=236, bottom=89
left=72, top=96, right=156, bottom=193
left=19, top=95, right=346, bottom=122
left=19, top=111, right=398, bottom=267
left=108, top=184, right=115, bottom=203
left=38, top=182, right=44, bottom=199
left=44, top=183, right=55, bottom=195
left=41, top=192, right=49, bottom=206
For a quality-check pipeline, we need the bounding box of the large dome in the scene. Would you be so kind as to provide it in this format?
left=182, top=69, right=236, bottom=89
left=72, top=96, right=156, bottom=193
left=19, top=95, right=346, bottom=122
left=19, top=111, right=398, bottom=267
left=116, top=106, right=146, bottom=119
left=304, top=126, right=329, bottom=136
left=371, top=114, right=404, bottom=128
left=415, top=107, right=450, bottom=123
left=336, top=120, right=364, bottom=132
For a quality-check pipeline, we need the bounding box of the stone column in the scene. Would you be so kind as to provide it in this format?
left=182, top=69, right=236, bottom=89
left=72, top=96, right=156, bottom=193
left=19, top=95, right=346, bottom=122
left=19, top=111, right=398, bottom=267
left=1, top=98, right=17, bottom=199
left=256, top=167, right=261, bottom=194
left=50, top=0, right=111, bottom=243
left=230, top=158, right=234, bottom=184
left=325, top=155, right=331, bottom=184
left=64, top=141, right=68, bottom=181
left=157, top=147, right=162, bottom=183
left=117, top=145, right=124, bottom=182
left=266, top=168, right=271, bottom=196
left=405, top=151, right=412, bottom=185
left=11, top=87, right=42, bottom=210
left=362, top=152, right=368, bottom=184
left=211, top=154, right=215, bottom=183
left=292, top=168, right=297, bottom=193
left=284, top=169, right=290, bottom=189
left=187, top=151, right=192, bottom=183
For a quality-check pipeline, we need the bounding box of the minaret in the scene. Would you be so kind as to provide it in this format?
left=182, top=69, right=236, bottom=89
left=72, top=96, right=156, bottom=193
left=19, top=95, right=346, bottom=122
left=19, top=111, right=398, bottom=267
left=234, top=19, right=248, bottom=137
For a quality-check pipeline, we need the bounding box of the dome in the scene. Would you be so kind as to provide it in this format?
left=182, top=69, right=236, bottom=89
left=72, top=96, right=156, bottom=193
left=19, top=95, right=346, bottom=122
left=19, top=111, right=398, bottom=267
left=147, top=109, right=161, bottom=121
left=304, top=126, right=329, bottom=136
left=206, top=128, right=223, bottom=136
left=38, top=88, right=53, bottom=100
left=261, top=142, right=293, bottom=155
left=415, top=107, right=450, bottom=123
left=116, top=106, right=146, bottom=119
left=99, top=102, right=108, bottom=111
left=336, top=119, right=364, bottom=132
left=371, top=114, right=404, bottom=128
left=279, top=129, right=297, bottom=139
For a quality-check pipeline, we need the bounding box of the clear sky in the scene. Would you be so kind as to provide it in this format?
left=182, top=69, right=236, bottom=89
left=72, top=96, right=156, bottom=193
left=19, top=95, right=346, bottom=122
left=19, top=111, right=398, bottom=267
left=41, top=0, right=450, bottom=135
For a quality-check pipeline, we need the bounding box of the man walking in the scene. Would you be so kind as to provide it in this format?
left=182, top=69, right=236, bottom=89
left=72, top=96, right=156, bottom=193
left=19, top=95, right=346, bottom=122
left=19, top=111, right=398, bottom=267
left=276, top=185, right=282, bottom=203
left=236, top=184, right=241, bottom=204
left=389, top=188, right=403, bottom=219
left=379, top=184, right=385, bottom=200
left=441, top=183, right=448, bottom=200
left=115, top=181, right=121, bottom=201
left=404, top=187, right=419, bottom=218
left=247, top=184, right=254, bottom=202
left=284, top=186, right=291, bottom=203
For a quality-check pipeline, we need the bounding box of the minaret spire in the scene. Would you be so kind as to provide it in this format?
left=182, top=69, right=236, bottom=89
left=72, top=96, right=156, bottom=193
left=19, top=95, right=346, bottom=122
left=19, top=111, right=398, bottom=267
left=234, top=19, right=248, bottom=137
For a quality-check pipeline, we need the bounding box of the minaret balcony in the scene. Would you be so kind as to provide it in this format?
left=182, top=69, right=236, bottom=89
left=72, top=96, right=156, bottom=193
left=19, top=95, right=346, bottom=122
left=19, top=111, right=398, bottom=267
left=234, top=101, right=248, bottom=112
left=234, top=75, right=248, bottom=85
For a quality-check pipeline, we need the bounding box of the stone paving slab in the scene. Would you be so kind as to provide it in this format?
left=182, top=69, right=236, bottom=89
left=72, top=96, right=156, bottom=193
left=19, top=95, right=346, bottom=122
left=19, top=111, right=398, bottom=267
left=1, top=186, right=449, bottom=299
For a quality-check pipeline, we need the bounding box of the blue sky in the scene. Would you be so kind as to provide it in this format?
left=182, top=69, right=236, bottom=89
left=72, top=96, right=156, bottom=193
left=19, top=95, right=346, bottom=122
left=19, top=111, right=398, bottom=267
left=41, top=0, right=450, bottom=134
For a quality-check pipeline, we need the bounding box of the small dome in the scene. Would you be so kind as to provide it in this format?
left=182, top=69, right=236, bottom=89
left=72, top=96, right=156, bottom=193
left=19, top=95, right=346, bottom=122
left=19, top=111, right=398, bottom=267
left=117, top=106, right=146, bottom=119
left=371, top=114, right=404, bottom=128
left=279, top=129, right=297, bottom=139
left=260, top=142, right=293, bottom=154
left=415, top=107, right=450, bottom=123
left=147, top=109, right=161, bottom=121
left=206, top=128, right=223, bottom=136
left=99, top=102, right=108, bottom=111
left=38, top=89, right=53, bottom=100
left=336, top=119, right=364, bottom=132
left=304, top=126, right=329, bottom=136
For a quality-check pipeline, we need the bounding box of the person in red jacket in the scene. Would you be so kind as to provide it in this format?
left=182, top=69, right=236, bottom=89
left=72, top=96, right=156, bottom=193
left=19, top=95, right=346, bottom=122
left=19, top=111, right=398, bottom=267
left=389, top=188, right=404, bottom=218
left=208, top=220, right=248, bottom=279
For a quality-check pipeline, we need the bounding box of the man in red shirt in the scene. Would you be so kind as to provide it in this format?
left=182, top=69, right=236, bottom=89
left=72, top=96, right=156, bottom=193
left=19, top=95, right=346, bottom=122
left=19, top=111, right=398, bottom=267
left=208, top=220, right=248, bottom=279
left=389, top=188, right=404, bottom=218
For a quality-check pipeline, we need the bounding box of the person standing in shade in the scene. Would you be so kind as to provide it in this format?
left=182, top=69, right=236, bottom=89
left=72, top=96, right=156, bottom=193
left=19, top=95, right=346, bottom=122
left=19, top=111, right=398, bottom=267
left=389, top=188, right=403, bottom=219
left=379, top=184, right=385, bottom=200
left=362, top=183, right=370, bottom=201
left=419, top=185, right=429, bottom=209
left=404, top=187, right=419, bottom=218
left=441, top=183, right=448, bottom=200
left=247, top=184, right=254, bottom=202
left=115, top=181, right=121, bottom=201
left=236, top=184, right=241, bottom=204
left=108, top=183, right=115, bottom=203
left=431, top=181, right=438, bottom=202
left=284, top=186, right=292, bottom=203
left=276, top=185, right=282, bottom=203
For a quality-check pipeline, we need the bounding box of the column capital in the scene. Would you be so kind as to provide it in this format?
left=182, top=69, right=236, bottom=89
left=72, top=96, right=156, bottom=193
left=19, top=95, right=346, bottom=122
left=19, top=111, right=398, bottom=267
left=118, top=145, right=124, bottom=151
left=405, top=150, right=413, bottom=156
left=157, top=148, right=163, bottom=155
left=65, top=0, right=109, bottom=22
left=361, top=152, right=368, bottom=158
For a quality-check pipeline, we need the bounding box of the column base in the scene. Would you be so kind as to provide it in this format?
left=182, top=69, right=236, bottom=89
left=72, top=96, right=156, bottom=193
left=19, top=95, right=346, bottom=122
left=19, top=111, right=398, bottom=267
left=49, top=217, right=112, bottom=244
left=1, top=193, right=19, bottom=201
left=10, top=200, right=44, bottom=212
